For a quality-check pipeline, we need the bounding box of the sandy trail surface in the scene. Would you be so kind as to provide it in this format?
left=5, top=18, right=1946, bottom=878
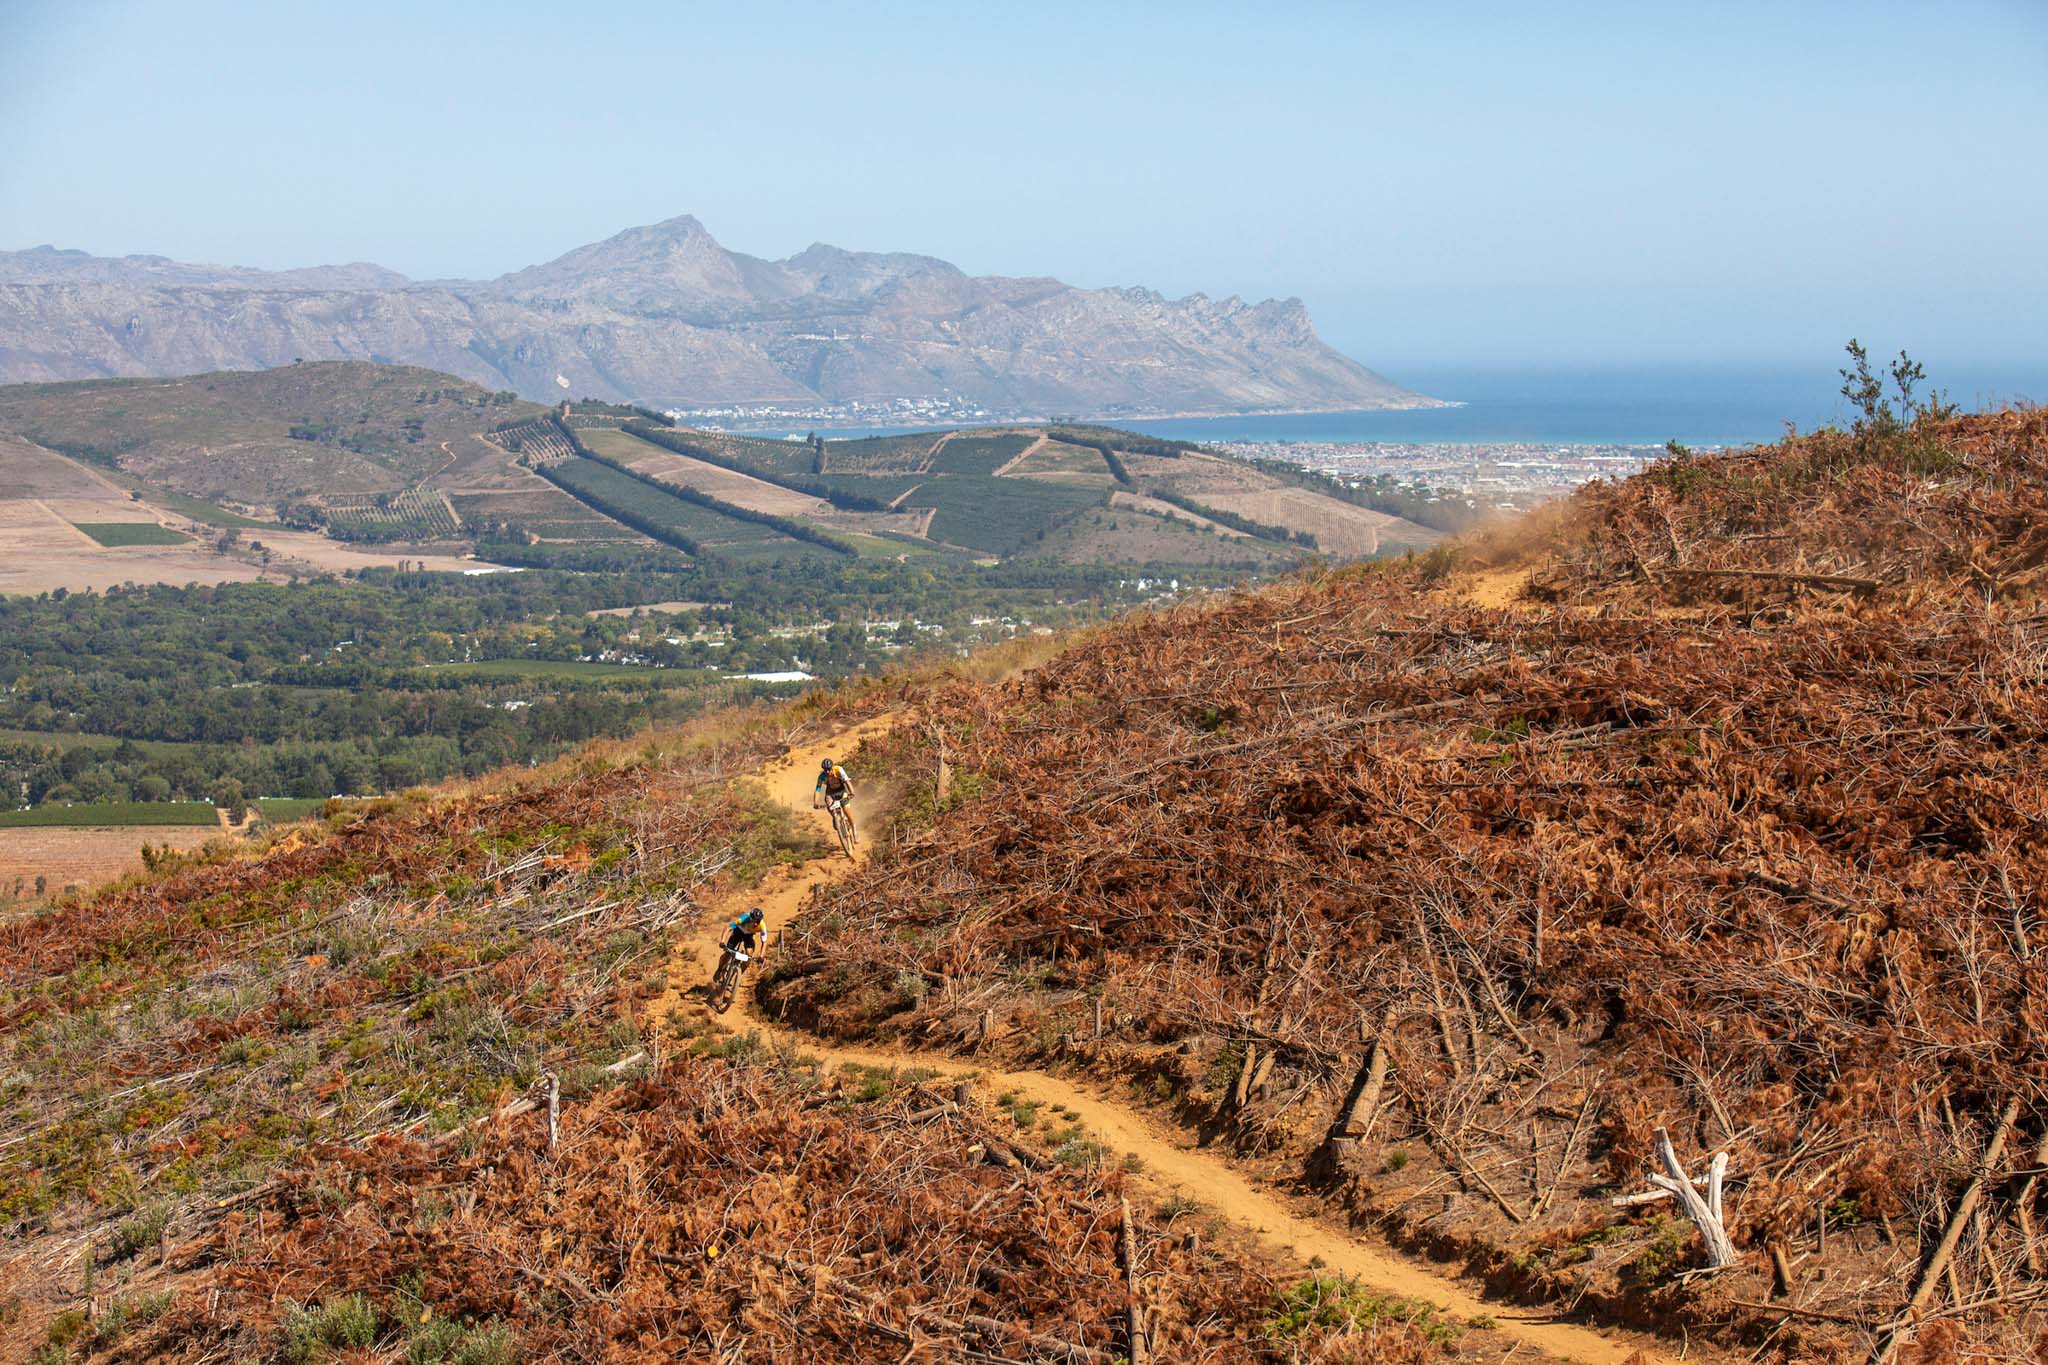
left=661, top=715, right=1683, bottom=1365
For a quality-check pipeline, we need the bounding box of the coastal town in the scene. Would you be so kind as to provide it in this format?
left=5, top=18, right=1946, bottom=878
left=1221, top=438, right=1660, bottom=506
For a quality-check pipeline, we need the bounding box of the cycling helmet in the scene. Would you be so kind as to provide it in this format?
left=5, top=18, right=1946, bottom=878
left=820, top=758, right=835, bottom=771
left=742, top=907, right=764, bottom=927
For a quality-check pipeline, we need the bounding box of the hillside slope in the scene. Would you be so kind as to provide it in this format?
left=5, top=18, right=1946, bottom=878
left=0, top=682, right=1544, bottom=1365
left=767, top=408, right=2048, bottom=1361
left=0, top=216, right=1436, bottom=417
left=0, top=363, right=1439, bottom=570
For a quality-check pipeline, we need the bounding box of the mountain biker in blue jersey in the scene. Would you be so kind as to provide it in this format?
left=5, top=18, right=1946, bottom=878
left=723, top=907, right=765, bottom=957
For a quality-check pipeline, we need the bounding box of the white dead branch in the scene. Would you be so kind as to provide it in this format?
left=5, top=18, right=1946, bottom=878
left=1612, top=1126, right=1736, bottom=1271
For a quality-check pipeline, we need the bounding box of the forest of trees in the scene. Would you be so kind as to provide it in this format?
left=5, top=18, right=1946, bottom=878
left=0, top=557, right=1196, bottom=808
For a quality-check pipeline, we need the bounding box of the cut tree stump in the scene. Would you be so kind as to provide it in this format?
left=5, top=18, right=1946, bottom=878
left=1330, top=1004, right=1396, bottom=1145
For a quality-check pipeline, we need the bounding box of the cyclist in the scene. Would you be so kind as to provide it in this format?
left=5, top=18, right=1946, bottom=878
left=723, top=907, right=765, bottom=959
left=815, top=757, right=855, bottom=813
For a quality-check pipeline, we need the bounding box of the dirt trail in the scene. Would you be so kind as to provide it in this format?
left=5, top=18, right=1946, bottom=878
left=1460, top=566, right=1536, bottom=609
left=661, top=717, right=1681, bottom=1365
left=991, top=433, right=1051, bottom=476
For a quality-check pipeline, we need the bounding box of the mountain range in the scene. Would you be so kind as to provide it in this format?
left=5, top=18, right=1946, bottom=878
left=0, top=216, right=1433, bottom=417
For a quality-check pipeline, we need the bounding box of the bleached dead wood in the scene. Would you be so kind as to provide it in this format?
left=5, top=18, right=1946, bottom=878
left=1613, top=1128, right=1735, bottom=1272
left=1326, top=1005, right=1396, bottom=1153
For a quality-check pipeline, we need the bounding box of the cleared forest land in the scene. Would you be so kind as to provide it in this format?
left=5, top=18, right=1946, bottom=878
left=0, top=686, right=1543, bottom=1364
left=764, top=407, right=2048, bottom=1363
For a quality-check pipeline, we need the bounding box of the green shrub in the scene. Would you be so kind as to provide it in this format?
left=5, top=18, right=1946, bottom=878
left=1054, top=1137, right=1105, bottom=1168
left=408, top=1316, right=516, bottom=1365
left=1623, top=1216, right=1689, bottom=1285
left=1267, top=1276, right=1459, bottom=1345
left=111, top=1201, right=173, bottom=1258
left=279, top=1293, right=379, bottom=1362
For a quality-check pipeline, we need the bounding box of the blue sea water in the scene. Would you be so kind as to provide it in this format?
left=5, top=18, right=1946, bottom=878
left=770, top=364, right=2040, bottom=449
left=1122, top=364, right=2042, bottom=448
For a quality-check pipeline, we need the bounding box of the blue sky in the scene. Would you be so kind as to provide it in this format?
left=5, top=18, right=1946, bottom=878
left=2, top=0, right=2042, bottom=375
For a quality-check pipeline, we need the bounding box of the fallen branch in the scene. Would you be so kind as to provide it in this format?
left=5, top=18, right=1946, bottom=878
left=1872, top=1097, right=2023, bottom=1364
left=1663, top=566, right=1883, bottom=593
left=1120, top=1196, right=1150, bottom=1365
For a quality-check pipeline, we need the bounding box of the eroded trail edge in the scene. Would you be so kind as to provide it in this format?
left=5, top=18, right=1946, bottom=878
left=662, top=715, right=1680, bottom=1365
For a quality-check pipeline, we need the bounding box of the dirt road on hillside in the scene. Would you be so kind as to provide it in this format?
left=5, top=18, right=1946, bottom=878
left=661, top=716, right=1682, bottom=1365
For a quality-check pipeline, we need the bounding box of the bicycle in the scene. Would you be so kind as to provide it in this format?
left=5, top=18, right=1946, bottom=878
left=707, top=945, right=751, bottom=1014
left=826, top=794, right=857, bottom=859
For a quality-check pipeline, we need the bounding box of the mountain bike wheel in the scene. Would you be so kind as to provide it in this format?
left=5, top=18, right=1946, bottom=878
left=833, top=804, right=857, bottom=859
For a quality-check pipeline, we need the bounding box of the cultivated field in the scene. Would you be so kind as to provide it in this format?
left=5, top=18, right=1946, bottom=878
left=0, top=496, right=265, bottom=593
left=1038, top=504, right=1298, bottom=567
left=585, top=599, right=720, bottom=618
left=204, top=528, right=512, bottom=577
left=1108, top=488, right=1251, bottom=536
left=0, top=824, right=226, bottom=905
left=1195, top=483, right=1440, bottom=557
left=579, top=427, right=829, bottom=517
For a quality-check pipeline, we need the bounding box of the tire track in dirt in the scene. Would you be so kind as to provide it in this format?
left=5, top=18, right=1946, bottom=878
left=660, top=715, right=1682, bottom=1365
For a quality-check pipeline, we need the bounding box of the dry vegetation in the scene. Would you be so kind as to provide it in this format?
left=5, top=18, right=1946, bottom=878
left=768, top=409, right=2048, bottom=1362
left=5, top=665, right=1483, bottom=1364
left=14, top=406, right=2045, bottom=1362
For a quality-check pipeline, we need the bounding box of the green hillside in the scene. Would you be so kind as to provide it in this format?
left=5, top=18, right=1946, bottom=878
left=0, top=363, right=544, bottom=512
left=0, top=361, right=1443, bottom=577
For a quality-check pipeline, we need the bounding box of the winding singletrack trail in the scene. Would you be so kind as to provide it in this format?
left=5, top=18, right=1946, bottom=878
left=663, top=716, right=1682, bottom=1365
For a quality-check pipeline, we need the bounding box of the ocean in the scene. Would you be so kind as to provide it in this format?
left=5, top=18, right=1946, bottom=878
left=748, top=364, right=2040, bottom=449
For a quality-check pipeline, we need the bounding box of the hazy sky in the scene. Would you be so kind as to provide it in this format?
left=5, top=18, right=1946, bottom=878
left=3, top=0, right=2043, bottom=374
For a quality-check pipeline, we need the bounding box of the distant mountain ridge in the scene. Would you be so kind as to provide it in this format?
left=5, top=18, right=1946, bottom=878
left=0, top=216, right=1435, bottom=417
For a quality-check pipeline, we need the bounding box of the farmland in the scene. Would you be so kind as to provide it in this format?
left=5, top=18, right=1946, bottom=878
left=577, top=426, right=828, bottom=517
left=2, top=363, right=1442, bottom=597
left=541, top=456, right=838, bottom=564
left=909, top=474, right=1105, bottom=555
left=0, top=823, right=226, bottom=907
left=69, top=520, right=193, bottom=546
left=250, top=796, right=326, bottom=822
left=928, top=431, right=1035, bottom=474
left=318, top=487, right=462, bottom=541
left=0, top=800, right=220, bottom=828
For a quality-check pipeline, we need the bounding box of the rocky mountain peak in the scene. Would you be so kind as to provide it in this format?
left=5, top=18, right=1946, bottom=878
left=0, top=216, right=1436, bottom=415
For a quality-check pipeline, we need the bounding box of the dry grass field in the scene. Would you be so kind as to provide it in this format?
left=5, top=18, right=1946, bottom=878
left=0, top=824, right=227, bottom=905
left=1195, top=483, right=1441, bottom=556
left=579, top=427, right=830, bottom=516
left=1, top=432, right=522, bottom=589
left=0, top=494, right=264, bottom=594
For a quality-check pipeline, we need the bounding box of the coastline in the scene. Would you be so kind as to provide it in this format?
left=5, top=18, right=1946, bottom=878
left=714, top=397, right=1464, bottom=437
